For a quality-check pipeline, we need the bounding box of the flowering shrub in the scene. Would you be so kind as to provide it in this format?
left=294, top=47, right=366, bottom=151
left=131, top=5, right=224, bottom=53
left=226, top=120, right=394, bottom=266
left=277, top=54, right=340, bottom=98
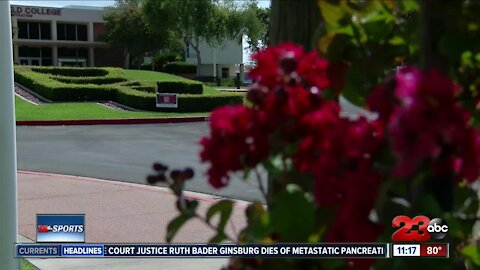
left=148, top=43, right=480, bottom=269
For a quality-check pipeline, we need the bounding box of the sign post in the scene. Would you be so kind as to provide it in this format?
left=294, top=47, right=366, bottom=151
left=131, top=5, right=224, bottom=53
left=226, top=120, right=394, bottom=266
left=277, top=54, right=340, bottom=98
left=0, top=0, right=19, bottom=269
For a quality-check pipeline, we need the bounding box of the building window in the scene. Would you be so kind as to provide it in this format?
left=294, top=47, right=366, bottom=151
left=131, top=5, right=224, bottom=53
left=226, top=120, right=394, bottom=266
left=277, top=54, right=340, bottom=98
left=58, top=47, right=88, bottom=67
left=17, top=21, right=51, bottom=40
left=18, top=46, right=53, bottom=66
left=57, top=23, right=88, bottom=41
left=222, top=67, right=229, bottom=78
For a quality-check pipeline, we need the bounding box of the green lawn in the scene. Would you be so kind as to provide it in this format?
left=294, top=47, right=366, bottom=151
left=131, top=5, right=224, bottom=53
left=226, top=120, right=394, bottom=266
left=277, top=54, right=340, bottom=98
left=15, top=97, right=209, bottom=121
left=123, top=69, right=193, bottom=82
left=21, top=259, right=39, bottom=270
left=123, top=69, right=222, bottom=95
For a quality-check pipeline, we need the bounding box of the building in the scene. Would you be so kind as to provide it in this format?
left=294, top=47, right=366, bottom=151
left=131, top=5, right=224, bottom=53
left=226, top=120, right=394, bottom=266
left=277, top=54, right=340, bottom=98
left=185, top=38, right=245, bottom=81
left=10, top=4, right=124, bottom=67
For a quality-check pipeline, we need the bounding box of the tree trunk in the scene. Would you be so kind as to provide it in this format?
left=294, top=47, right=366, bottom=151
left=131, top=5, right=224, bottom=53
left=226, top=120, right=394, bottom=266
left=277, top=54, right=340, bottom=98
left=266, top=0, right=323, bottom=207
left=269, top=0, right=322, bottom=50
left=420, top=0, right=452, bottom=212
left=420, top=0, right=448, bottom=73
left=189, top=39, right=202, bottom=79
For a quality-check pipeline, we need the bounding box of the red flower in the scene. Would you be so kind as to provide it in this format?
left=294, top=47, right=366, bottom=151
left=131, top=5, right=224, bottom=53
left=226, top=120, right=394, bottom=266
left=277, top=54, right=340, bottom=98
left=368, top=67, right=480, bottom=182
left=200, top=105, right=269, bottom=188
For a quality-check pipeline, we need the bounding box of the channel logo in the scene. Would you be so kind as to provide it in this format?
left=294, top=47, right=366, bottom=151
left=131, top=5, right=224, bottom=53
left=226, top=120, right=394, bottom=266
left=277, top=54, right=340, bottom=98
left=391, top=215, right=448, bottom=242
left=36, top=214, right=85, bottom=243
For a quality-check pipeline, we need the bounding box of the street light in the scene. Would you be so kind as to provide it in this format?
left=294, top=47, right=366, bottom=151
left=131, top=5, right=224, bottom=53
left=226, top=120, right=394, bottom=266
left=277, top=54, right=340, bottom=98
left=0, top=0, right=20, bottom=269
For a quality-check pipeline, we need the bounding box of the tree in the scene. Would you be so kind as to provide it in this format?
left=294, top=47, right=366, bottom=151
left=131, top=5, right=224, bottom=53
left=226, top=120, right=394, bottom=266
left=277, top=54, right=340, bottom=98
left=243, top=4, right=270, bottom=53
left=142, top=0, right=267, bottom=77
left=103, top=0, right=178, bottom=69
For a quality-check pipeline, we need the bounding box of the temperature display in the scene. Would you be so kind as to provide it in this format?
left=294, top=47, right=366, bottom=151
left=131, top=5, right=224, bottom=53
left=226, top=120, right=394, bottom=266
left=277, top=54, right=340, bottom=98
left=420, top=244, right=449, bottom=257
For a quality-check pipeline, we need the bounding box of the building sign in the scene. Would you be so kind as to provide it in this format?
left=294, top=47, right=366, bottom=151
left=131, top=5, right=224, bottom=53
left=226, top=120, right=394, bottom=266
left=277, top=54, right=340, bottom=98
left=156, top=93, right=178, bottom=108
left=11, top=6, right=62, bottom=18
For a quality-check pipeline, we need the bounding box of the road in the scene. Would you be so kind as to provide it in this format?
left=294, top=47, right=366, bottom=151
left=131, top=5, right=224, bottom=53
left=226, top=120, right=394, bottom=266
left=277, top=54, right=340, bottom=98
left=16, top=97, right=373, bottom=202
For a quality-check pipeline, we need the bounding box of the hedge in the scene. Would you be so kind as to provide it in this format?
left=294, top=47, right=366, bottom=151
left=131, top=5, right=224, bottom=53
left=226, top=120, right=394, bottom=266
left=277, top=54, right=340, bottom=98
left=116, top=89, right=244, bottom=112
left=14, top=67, right=243, bottom=112
left=156, top=81, right=203, bottom=95
left=51, top=75, right=127, bottom=85
left=132, top=86, right=156, bottom=93
left=31, top=67, right=110, bottom=77
left=164, top=62, right=197, bottom=74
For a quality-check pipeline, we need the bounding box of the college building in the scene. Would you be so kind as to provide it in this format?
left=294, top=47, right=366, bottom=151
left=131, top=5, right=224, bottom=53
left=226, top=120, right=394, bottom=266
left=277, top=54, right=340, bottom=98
left=10, top=4, right=125, bottom=67
left=185, top=39, right=245, bottom=81
left=10, top=4, right=246, bottom=80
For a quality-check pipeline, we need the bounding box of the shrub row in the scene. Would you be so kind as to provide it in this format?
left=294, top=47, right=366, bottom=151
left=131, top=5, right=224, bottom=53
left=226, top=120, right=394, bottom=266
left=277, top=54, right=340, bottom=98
left=156, top=81, right=203, bottom=95
left=132, top=86, right=156, bottom=93
left=31, top=67, right=110, bottom=77
left=164, top=62, right=197, bottom=75
left=51, top=75, right=127, bottom=85
left=14, top=69, right=243, bottom=112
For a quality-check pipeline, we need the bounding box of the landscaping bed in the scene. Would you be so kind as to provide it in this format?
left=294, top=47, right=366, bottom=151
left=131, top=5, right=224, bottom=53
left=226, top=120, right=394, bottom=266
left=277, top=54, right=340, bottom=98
left=14, top=66, right=243, bottom=113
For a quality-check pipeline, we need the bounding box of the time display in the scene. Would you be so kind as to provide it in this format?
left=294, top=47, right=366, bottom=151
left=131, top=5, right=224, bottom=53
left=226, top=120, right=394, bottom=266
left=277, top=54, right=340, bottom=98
left=392, top=244, right=420, bottom=257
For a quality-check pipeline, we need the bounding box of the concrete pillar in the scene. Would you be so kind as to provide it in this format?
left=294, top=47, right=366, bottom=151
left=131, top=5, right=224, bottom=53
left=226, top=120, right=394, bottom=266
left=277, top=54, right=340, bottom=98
left=88, top=22, right=94, bottom=42
left=88, top=47, right=94, bottom=67
left=52, top=45, right=58, bottom=66
left=0, top=1, right=19, bottom=269
left=51, top=20, right=57, bottom=41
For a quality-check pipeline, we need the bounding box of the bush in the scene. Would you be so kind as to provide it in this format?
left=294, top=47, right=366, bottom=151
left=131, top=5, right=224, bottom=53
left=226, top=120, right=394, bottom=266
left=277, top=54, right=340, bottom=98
left=14, top=66, right=242, bottom=112
left=156, top=81, right=203, bottom=95
left=51, top=75, right=127, bottom=85
left=164, top=62, right=197, bottom=74
left=132, top=86, right=156, bottom=93
left=117, top=90, right=244, bottom=112
left=31, top=67, right=110, bottom=77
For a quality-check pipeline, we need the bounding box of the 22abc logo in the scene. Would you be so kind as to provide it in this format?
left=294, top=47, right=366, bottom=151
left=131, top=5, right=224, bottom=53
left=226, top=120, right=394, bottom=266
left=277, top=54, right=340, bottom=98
left=391, top=215, right=448, bottom=241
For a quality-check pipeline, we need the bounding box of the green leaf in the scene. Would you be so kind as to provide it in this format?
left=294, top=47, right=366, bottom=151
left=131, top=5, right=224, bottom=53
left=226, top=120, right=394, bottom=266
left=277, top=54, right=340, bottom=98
left=318, top=0, right=346, bottom=26
left=461, top=244, right=480, bottom=266
left=209, top=232, right=228, bottom=243
left=166, top=214, right=192, bottom=243
left=454, top=183, right=480, bottom=216
left=270, top=190, right=315, bottom=242
left=206, top=200, right=234, bottom=232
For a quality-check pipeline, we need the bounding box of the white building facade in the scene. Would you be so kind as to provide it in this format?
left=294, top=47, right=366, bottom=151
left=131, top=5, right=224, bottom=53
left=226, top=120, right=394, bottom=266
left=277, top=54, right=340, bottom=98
left=10, top=5, right=125, bottom=67
left=185, top=38, right=244, bottom=81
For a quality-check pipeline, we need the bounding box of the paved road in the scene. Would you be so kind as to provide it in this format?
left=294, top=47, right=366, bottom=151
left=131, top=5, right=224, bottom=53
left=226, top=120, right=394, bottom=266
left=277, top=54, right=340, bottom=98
left=17, top=122, right=268, bottom=202
left=16, top=97, right=373, bottom=202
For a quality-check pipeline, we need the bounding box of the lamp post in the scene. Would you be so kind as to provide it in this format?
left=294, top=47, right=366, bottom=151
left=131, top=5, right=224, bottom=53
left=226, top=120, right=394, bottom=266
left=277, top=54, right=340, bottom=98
left=0, top=1, right=19, bottom=269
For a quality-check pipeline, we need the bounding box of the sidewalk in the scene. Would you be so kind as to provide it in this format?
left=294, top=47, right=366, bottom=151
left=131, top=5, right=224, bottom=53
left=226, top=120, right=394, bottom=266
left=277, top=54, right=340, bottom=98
left=18, top=171, right=247, bottom=270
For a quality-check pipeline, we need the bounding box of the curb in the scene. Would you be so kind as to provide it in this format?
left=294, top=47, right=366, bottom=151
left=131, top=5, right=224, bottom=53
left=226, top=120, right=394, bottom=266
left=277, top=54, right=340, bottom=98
left=18, top=170, right=251, bottom=208
left=16, top=116, right=210, bottom=126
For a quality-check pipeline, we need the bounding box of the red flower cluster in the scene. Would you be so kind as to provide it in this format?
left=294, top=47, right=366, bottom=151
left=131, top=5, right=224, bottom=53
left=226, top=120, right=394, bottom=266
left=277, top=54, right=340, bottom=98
left=200, top=43, right=384, bottom=250
left=293, top=102, right=384, bottom=244
left=200, top=105, right=269, bottom=188
left=367, top=67, right=480, bottom=182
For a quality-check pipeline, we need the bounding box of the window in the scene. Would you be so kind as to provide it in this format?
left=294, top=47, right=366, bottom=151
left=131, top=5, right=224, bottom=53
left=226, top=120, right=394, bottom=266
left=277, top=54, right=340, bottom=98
left=17, top=21, right=51, bottom=40
left=18, top=46, right=52, bottom=66
left=66, top=24, right=76, bottom=40
left=222, top=67, right=229, bottom=78
left=57, top=23, right=89, bottom=41
left=40, top=23, right=51, bottom=40
left=18, top=22, right=28, bottom=39
left=57, top=23, right=65, bottom=40
left=77, top=25, right=87, bottom=41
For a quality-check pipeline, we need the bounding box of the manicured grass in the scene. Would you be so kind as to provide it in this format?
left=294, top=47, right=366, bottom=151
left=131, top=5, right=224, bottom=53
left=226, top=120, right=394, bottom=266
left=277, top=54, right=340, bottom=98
left=123, top=69, right=223, bottom=95
left=123, top=69, right=194, bottom=83
left=21, top=259, right=39, bottom=270
left=15, top=97, right=209, bottom=121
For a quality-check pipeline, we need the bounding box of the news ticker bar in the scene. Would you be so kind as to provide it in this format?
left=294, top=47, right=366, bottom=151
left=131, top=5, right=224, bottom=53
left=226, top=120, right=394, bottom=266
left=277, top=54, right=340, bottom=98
left=14, top=243, right=449, bottom=258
